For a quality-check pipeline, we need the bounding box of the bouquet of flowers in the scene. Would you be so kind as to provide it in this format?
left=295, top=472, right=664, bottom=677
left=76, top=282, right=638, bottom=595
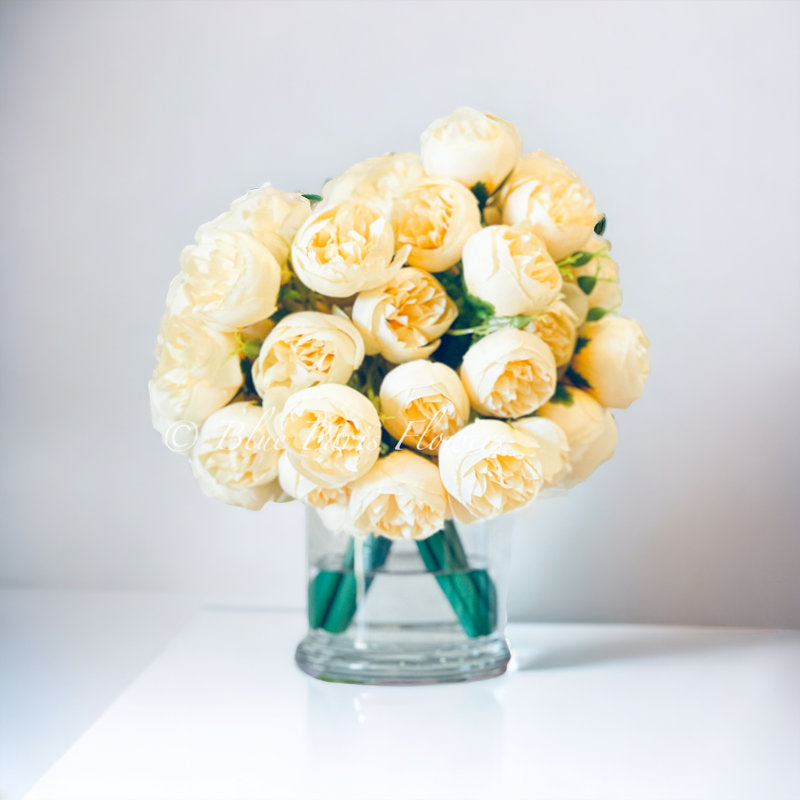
left=150, top=107, right=650, bottom=638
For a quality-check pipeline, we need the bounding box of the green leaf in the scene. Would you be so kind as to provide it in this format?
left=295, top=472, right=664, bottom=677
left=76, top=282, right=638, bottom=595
left=574, top=335, right=590, bottom=354
left=586, top=307, right=609, bottom=322
left=569, top=251, right=595, bottom=267
left=594, top=215, right=606, bottom=235
left=436, top=266, right=495, bottom=326
left=470, top=181, right=489, bottom=210
left=466, top=292, right=496, bottom=322
left=302, top=193, right=322, bottom=203
left=241, top=338, right=262, bottom=360
left=549, top=383, right=574, bottom=406
left=565, top=366, right=592, bottom=390
left=557, top=250, right=595, bottom=268
left=577, top=275, right=597, bottom=294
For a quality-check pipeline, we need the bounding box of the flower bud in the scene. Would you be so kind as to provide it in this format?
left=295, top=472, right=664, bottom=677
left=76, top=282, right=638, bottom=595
left=527, top=299, right=580, bottom=367
left=570, top=316, right=650, bottom=409
left=421, top=107, right=521, bottom=193
left=149, top=312, right=242, bottom=439
left=500, top=150, right=601, bottom=261
left=196, top=184, right=311, bottom=267
left=321, top=153, right=425, bottom=214
left=510, top=416, right=570, bottom=485
left=536, top=387, right=617, bottom=487
left=462, top=224, right=562, bottom=316
left=180, top=229, right=282, bottom=330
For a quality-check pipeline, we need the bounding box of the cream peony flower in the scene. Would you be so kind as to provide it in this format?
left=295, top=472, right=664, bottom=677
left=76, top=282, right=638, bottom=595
left=277, top=453, right=352, bottom=509
left=321, top=153, right=425, bottom=214
left=180, top=229, right=282, bottom=330
left=196, top=184, right=311, bottom=267
left=290, top=201, right=409, bottom=297
left=438, top=419, right=544, bottom=523
left=149, top=312, right=242, bottom=440
left=460, top=327, right=557, bottom=419
left=392, top=177, right=481, bottom=272
left=560, top=282, right=589, bottom=326
left=379, top=360, right=470, bottom=454
left=315, top=502, right=359, bottom=535
left=251, top=311, right=364, bottom=398
left=351, top=267, right=457, bottom=363
left=526, top=299, right=580, bottom=367
left=462, top=224, right=562, bottom=316
left=536, top=387, right=617, bottom=488
left=510, top=416, right=570, bottom=485
left=421, top=107, right=521, bottom=193
left=349, top=450, right=448, bottom=540
left=190, top=402, right=282, bottom=510
left=278, top=383, right=381, bottom=487
left=567, top=233, right=622, bottom=311
left=500, top=150, right=602, bottom=261
left=570, top=316, right=650, bottom=409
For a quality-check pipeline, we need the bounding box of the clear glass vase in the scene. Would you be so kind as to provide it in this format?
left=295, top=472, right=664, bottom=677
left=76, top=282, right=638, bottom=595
left=295, top=506, right=512, bottom=684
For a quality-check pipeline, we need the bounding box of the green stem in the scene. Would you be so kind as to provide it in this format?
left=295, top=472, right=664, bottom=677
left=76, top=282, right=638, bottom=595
left=416, top=520, right=496, bottom=637
left=308, top=535, right=393, bottom=634
left=309, top=522, right=497, bottom=639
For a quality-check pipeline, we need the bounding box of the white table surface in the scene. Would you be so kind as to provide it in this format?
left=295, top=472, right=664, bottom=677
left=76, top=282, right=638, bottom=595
left=4, top=594, right=799, bottom=800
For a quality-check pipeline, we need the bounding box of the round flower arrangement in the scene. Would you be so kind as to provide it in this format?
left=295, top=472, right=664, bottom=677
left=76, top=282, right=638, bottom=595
left=150, top=107, right=650, bottom=541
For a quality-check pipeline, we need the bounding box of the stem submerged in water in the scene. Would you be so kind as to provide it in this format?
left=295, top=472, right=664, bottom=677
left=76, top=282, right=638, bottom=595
left=308, top=521, right=497, bottom=638
left=308, top=535, right=392, bottom=634
left=415, top=520, right=496, bottom=637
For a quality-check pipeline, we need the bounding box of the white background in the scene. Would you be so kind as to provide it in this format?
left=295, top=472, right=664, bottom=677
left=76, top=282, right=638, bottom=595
left=1, top=0, right=798, bottom=628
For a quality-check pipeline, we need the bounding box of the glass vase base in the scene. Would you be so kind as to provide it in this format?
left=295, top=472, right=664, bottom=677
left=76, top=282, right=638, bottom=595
left=295, top=625, right=511, bottom=685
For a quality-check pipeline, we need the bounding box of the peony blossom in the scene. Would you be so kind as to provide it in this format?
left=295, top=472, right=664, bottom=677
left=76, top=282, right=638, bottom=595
left=437, top=419, right=544, bottom=523
left=251, top=311, right=364, bottom=397
left=560, top=282, right=589, bottom=326
left=321, top=153, right=425, bottom=214
left=459, top=327, right=557, bottom=418
left=392, top=177, right=481, bottom=272
left=277, top=453, right=352, bottom=509
left=379, top=360, right=470, bottom=454
left=190, top=402, right=282, bottom=510
left=149, top=312, right=242, bottom=440
left=462, top=224, right=563, bottom=317
left=349, top=450, right=448, bottom=540
left=351, top=267, right=457, bottom=363
left=510, top=416, right=570, bottom=485
left=566, top=233, right=622, bottom=312
left=570, top=316, right=650, bottom=409
left=291, top=201, right=409, bottom=297
left=536, top=387, right=618, bottom=487
left=278, top=383, right=381, bottom=487
left=421, top=107, right=521, bottom=193
left=526, top=299, right=580, bottom=367
left=500, top=150, right=602, bottom=261
left=196, top=184, right=311, bottom=267
left=180, top=229, right=282, bottom=330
